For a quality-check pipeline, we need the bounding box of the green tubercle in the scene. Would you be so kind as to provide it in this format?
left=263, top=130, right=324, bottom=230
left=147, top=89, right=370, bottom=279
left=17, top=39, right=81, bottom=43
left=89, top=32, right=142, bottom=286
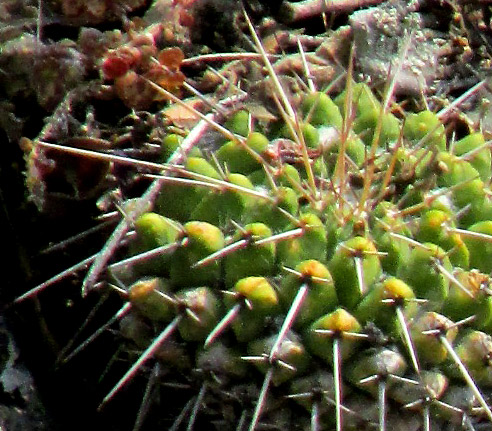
left=304, top=308, right=362, bottom=364
left=329, top=236, right=382, bottom=310
left=397, top=242, right=452, bottom=307
left=225, top=276, right=280, bottom=342
left=128, top=278, right=174, bottom=322
left=301, top=91, right=343, bottom=128
left=403, top=110, right=446, bottom=151
left=279, top=259, right=337, bottom=328
left=355, top=277, right=416, bottom=332
left=224, top=222, right=276, bottom=288
left=216, top=132, right=269, bottom=174
left=453, top=132, right=491, bottom=181
left=169, top=221, right=225, bottom=287
left=277, top=212, right=327, bottom=268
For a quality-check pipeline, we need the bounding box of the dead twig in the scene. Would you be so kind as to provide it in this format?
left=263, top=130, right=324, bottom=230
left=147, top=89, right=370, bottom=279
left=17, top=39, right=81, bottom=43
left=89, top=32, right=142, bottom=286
left=277, top=0, right=387, bottom=24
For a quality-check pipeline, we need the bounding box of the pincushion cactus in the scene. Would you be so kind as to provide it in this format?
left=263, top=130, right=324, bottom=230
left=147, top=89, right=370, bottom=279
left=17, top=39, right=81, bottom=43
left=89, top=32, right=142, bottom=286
left=17, top=17, right=492, bottom=431
left=98, top=81, right=492, bottom=429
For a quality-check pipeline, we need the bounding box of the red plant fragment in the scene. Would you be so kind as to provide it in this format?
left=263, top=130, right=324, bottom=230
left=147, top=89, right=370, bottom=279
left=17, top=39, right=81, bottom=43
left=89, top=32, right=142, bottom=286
left=157, top=47, right=185, bottom=70
left=150, top=47, right=186, bottom=92
left=102, top=46, right=142, bottom=80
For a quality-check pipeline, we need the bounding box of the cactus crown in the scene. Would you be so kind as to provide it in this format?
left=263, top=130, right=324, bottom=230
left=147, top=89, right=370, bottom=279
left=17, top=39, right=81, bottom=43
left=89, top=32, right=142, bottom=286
left=19, top=13, right=492, bottom=431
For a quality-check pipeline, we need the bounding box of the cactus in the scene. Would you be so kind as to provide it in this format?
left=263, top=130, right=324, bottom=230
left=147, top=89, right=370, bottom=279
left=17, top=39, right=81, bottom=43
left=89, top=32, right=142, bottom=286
left=18, top=17, right=492, bottom=431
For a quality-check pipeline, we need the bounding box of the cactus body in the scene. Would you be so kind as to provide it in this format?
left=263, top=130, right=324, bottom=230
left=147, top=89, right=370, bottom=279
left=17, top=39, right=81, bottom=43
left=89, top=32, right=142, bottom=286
left=25, top=70, right=492, bottom=431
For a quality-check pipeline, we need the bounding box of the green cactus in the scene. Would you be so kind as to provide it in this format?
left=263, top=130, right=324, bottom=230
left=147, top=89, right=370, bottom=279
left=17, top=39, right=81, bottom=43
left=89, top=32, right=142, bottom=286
left=19, top=29, right=492, bottom=431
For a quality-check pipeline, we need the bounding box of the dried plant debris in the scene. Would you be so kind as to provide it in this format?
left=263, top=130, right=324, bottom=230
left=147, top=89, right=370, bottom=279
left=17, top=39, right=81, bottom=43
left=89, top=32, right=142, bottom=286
left=43, top=0, right=149, bottom=25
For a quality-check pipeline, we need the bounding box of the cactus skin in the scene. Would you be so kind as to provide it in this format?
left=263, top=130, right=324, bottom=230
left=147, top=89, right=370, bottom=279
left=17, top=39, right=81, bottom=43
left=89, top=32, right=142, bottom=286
left=25, top=77, right=492, bottom=430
